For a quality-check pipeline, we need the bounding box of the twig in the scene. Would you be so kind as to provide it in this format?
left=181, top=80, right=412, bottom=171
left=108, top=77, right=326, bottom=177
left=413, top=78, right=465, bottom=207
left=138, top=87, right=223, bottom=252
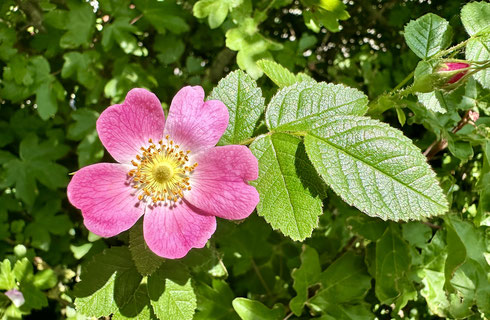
left=423, top=221, right=442, bottom=230
left=251, top=258, right=272, bottom=296
left=424, top=110, right=476, bottom=160
left=130, top=14, right=143, bottom=25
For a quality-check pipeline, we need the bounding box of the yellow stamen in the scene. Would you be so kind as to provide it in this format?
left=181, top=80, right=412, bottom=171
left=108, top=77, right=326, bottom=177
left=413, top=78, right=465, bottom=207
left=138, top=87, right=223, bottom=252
left=128, top=137, right=197, bottom=204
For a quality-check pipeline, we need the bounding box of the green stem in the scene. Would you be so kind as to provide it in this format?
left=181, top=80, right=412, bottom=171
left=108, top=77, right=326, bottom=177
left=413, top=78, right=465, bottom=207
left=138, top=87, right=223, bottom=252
left=434, top=38, right=472, bottom=58
left=238, top=136, right=258, bottom=145
left=390, top=71, right=415, bottom=95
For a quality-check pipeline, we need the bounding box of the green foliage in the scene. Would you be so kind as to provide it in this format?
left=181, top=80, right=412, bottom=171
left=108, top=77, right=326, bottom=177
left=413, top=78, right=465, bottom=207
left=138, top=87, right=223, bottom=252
left=209, top=70, right=265, bottom=145
left=266, top=82, right=368, bottom=130
left=305, top=116, right=448, bottom=220
left=193, top=0, right=242, bottom=29
left=250, top=133, right=324, bottom=240
left=232, top=298, right=285, bottom=320
left=1, top=134, right=68, bottom=206
left=129, top=220, right=163, bottom=276
left=460, top=1, right=490, bottom=37
left=148, top=263, right=197, bottom=320
left=403, top=13, right=452, bottom=59
left=257, top=59, right=313, bottom=88
left=466, top=35, right=490, bottom=89
left=289, top=245, right=321, bottom=315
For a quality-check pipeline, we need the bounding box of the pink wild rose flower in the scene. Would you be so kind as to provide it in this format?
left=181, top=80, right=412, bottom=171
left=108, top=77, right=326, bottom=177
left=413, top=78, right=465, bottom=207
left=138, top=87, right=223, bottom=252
left=439, top=62, right=470, bottom=84
left=67, top=86, right=260, bottom=259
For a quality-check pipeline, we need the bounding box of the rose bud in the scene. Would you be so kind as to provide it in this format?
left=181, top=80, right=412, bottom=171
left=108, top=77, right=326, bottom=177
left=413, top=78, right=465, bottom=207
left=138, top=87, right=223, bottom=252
left=439, top=62, right=470, bottom=84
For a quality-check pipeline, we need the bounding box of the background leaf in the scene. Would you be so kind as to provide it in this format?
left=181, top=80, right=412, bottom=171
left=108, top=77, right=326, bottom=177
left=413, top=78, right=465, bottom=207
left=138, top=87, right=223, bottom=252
left=232, top=298, right=285, bottom=320
left=129, top=219, right=164, bottom=276
left=461, top=1, right=490, bottom=36
left=466, top=35, right=490, bottom=89
left=403, top=13, right=452, bottom=59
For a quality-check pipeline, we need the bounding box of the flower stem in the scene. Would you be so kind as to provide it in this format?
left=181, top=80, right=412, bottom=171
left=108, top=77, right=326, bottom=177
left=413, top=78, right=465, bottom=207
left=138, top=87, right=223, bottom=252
left=251, top=258, right=272, bottom=295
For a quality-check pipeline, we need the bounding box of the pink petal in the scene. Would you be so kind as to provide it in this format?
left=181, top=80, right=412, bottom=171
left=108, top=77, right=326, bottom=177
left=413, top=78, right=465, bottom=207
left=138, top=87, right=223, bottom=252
left=67, top=163, right=144, bottom=237
left=186, top=145, right=259, bottom=220
left=97, top=88, right=165, bottom=164
left=164, top=86, right=229, bottom=153
left=143, top=202, right=216, bottom=259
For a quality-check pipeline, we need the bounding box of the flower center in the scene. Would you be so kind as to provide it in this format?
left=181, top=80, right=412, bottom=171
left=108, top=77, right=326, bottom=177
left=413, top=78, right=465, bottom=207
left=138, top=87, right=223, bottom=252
left=153, top=163, right=173, bottom=183
left=128, top=136, right=197, bottom=204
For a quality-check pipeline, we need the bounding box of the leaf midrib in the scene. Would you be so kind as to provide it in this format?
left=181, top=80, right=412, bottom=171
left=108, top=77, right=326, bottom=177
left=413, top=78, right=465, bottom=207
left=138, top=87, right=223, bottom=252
left=268, top=135, right=303, bottom=238
left=307, top=132, right=446, bottom=209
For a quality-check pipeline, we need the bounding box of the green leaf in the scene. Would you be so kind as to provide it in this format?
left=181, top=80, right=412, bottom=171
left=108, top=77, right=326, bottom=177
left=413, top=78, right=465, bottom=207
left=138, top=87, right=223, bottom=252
left=112, top=284, right=153, bottom=320
left=74, top=247, right=143, bottom=317
left=225, top=18, right=282, bottom=79
left=35, top=82, right=58, bottom=120
left=129, top=219, right=163, bottom=276
left=375, top=224, right=416, bottom=308
left=402, top=222, right=432, bottom=248
left=154, top=34, right=185, bottom=65
left=290, top=245, right=321, bottom=316
left=148, top=262, right=196, bottom=320
left=266, top=82, right=368, bottom=131
left=232, top=298, right=285, bottom=320
left=33, top=269, right=57, bottom=290
left=0, top=22, right=17, bottom=60
left=193, top=0, right=242, bottom=29
left=257, top=59, right=315, bottom=88
left=133, top=0, right=190, bottom=34
left=13, top=258, right=33, bottom=283
left=404, top=13, right=452, bottom=59
left=346, top=215, right=387, bottom=241
left=466, top=35, right=490, bottom=89
left=102, top=17, right=148, bottom=56
left=20, top=282, right=48, bottom=310
left=67, top=109, right=99, bottom=141
left=209, top=70, right=265, bottom=145
left=62, top=51, right=100, bottom=89
left=195, top=280, right=239, bottom=320
left=420, top=269, right=450, bottom=317
left=302, top=0, right=350, bottom=33
left=214, top=215, right=273, bottom=276
left=310, top=252, right=371, bottom=308
left=257, top=60, right=297, bottom=88
left=461, top=1, right=490, bottom=36
left=59, top=0, right=95, bottom=49
left=316, top=302, right=374, bottom=320
left=0, top=259, right=16, bottom=290
left=444, top=215, right=489, bottom=316
left=24, top=199, right=72, bottom=251
left=304, top=116, right=448, bottom=221
left=250, top=133, right=324, bottom=241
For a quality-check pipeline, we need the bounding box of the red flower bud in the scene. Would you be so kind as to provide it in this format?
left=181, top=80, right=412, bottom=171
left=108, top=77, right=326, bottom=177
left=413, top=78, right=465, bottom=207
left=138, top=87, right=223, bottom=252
left=439, top=62, right=470, bottom=84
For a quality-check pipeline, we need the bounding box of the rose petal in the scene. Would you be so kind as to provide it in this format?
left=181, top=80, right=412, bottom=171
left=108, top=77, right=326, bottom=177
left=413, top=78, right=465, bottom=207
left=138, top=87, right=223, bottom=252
left=143, top=202, right=216, bottom=259
left=67, top=163, right=144, bottom=237
left=164, top=86, right=228, bottom=153
left=97, top=88, right=165, bottom=164
left=5, top=290, right=25, bottom=307
left=186, top=145, right=259, bottom=220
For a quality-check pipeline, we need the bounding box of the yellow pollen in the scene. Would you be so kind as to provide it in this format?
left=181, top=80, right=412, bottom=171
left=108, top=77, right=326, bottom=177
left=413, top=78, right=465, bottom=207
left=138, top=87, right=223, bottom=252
left=129, top=136, right=197, bottom=204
